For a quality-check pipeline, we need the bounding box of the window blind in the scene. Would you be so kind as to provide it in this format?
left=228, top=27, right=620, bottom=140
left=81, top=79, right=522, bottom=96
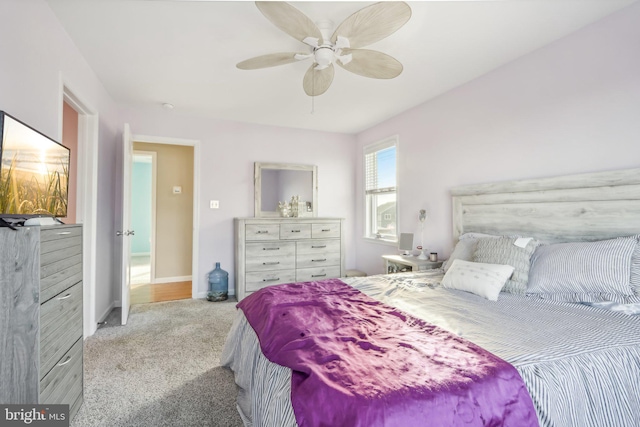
left=365, top=145, right=396, bottom=194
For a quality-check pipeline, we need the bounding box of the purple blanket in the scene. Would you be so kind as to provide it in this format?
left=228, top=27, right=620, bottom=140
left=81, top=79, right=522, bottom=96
left=238, top=279, right=539, bottom=427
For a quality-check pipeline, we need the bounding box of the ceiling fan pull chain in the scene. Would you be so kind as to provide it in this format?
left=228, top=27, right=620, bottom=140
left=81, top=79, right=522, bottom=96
left=311, top=68, right=316, bottom=114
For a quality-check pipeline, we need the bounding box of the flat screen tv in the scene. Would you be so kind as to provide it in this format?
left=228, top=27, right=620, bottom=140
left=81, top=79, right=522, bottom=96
left=0, top=111, right=70, bottom=218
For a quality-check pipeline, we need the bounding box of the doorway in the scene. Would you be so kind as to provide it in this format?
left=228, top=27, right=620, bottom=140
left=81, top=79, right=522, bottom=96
left=62, top=88, right=99, bottom=337
left=130, top=151, right=156, bottom=287
left=129, top=142, right=194, bottom=305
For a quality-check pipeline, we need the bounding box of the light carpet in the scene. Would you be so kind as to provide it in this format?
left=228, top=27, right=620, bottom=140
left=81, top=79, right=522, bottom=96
left=72, top=299, right=243, bottom=427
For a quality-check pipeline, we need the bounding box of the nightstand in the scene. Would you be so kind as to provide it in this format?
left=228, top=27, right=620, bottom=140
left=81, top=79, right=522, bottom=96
left=382, top=254, right=444, bottom=274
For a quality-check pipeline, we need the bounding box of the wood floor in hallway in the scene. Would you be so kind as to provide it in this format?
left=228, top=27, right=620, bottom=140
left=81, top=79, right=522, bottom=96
left=131, top=281, right=192, bottom=304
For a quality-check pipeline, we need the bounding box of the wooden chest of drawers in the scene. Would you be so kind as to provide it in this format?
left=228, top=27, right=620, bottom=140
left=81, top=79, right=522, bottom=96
left=0, top=224, right=83, bottom=419
left=235, top=218, right=345, bottom=301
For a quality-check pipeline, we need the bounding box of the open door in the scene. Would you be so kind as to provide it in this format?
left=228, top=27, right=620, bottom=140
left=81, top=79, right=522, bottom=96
left=120, top=124, right=133, bottom=325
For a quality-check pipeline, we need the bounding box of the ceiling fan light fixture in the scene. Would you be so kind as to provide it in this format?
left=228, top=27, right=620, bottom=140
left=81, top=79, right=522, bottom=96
left=314, top=47, right=334, bottom=68
left=334, top=36, right=350, bottom=50
left=294, top=53, right=314, bottom=61
left=337, top=53, right=353, bottom=66
left=239, top=2, right=411, bottom=97
left=302, top=36, right=320, bottom=48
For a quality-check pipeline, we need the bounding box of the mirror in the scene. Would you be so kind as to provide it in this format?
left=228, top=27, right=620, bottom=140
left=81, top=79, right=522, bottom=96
left=255, top=162, right=318, bottom=217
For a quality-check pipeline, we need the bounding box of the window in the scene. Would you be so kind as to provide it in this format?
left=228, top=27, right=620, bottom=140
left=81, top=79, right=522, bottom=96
left=364, top=136, right=398, bottom=242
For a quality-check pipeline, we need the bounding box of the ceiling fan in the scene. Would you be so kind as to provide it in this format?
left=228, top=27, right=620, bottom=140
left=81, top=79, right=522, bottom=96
left=237, top=2, right=412, bottom=97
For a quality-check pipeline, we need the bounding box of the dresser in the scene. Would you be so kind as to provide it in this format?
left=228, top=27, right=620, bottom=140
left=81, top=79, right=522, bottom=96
left=0, top=224, right=83, bottom=419
left=235, top=218, right=345, bottom=301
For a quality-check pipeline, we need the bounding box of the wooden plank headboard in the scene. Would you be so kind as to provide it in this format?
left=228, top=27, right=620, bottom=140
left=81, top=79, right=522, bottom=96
left=451, top=168, right=640, bottom=244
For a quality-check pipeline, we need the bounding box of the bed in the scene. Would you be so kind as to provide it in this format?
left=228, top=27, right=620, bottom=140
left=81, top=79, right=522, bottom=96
left=222, top=168, right=640, bottom=427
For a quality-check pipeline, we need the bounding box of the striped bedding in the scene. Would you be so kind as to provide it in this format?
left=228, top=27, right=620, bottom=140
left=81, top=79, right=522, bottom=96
left=221, top=271, right=640, bottom=427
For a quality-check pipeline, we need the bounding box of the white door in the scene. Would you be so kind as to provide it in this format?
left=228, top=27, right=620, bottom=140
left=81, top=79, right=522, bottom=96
left=120, top=123, right=133, bottom=325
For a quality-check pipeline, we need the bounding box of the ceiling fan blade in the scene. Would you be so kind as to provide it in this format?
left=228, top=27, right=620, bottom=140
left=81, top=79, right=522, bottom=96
left=256, top=2, right=323, bottom=45
left=337, top=49, right=403, bottom=79
left=236, top=52, right=307, bottom=70
left=303, top=63, right=334, bottom=96
left=331, top=2, right=411, bottom=49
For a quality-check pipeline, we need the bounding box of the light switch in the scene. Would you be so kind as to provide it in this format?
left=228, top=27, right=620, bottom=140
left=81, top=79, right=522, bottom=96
left=173, top=186, right=182, bottom=194
left=210, top=200, right=220, bottom=209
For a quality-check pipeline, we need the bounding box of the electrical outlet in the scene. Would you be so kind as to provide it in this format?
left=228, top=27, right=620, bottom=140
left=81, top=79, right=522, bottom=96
left=210, top=200, right=219, bottom=209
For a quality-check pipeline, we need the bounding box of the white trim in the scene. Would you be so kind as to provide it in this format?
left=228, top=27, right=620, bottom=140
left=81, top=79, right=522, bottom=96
left=193, top=141, right=201, bottom=301
left=97, top=301, right=116, bottom=324
left=363, top=134, right=398, bottom=155
left=132, top=134, right=198, bottom=147
left=131, top=252, right=150, bottom=257
left=363, top=135, right=400, bottom=243
left=152, top=275, right=192, bottom=284
left=133, top=150, right=157, bottom=283
left=130, top=134, right=200, bottom=300
left=362, top=237, right=398, bottom=247
left=60, top=79, right=100, bottom=338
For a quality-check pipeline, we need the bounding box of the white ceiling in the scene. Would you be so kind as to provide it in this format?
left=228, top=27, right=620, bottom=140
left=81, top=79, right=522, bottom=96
left=47, top=0, right=636, bottom=134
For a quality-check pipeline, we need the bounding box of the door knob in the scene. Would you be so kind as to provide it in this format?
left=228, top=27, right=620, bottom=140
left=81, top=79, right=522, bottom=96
left=116, top=231, right=124, bottom=236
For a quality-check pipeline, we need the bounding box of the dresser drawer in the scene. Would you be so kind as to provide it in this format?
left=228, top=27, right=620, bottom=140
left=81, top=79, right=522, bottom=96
left=312, top=223, right=340, bottom=238
left=296, top=252, right=341, bottom=269
left=245, top=241, right=295, bottom=258
left=246, top=270, right=297, bottom=292
left=40, top=337, right=83, bottom=406
left=246, top=255, right=295, bottom=272
left=41, top=254, right=83, bottom=284
left=280, top=223, right=311, bottom=239
left=40, top=282, right=83, bottom=378
left=296, top=239, right=340, bottom=254
left=40, top=263, right=83, bottom=303
left=41, top=236, right=82, bottom=260
left=246, top=224, right=280, bottom=241
left=296, top=266, right=341, bottom=282
left=40, top=226, right=82, bottom=243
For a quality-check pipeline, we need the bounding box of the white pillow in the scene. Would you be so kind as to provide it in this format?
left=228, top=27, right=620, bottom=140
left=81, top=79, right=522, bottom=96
left=441, top=259, right=515, bottom=301
left=443, top=233, right=502, bottom=272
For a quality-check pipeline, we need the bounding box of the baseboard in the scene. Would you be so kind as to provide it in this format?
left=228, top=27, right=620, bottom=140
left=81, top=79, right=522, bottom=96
left=98, top=301, right=116, bottom=323
left=152, top=275, right=192, bottom=284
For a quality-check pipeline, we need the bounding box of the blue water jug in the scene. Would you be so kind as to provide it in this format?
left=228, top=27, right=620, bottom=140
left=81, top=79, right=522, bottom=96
left=207, top=262, right=228, bottom=302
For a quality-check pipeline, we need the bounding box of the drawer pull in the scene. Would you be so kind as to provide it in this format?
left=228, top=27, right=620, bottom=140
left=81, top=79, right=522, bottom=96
left=321, top=229, right=331, bottom=232
left=312, top=259, right=327, bottom=262
left=312, top=274, right=327, bottom=278
left=256, top=231, right=269, bottom=234
left=262, top=261, right=280, bottom=265
left=57, top=356, right=72, bottom=367
left=57, top=231, right=72, bottom=235
left=263, top=247, right=280, bottom=251
left=57, top=293, right=72, bottom=301
left=311, top=245, right=327, bottom=249
left=290, top=230, right=301, bottom=233
left=263, top=278, right=280, bottom=282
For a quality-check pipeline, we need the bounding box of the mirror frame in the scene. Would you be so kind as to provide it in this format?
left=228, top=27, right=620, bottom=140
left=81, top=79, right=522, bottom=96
left=254, top=162, right=318, bottom=218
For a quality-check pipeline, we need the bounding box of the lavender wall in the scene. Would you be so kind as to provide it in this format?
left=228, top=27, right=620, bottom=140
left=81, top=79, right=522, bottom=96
left=0, top=0, right=120, bottom=325
left=118, top=107, right=357, bottom=297
left=354, top=2, right=640, bottom=274
left=5, top=0, right=638, bottom=323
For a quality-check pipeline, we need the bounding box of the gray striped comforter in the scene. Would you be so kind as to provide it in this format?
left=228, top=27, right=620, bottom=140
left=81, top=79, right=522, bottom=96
left=221, top=272, right=640, bottom=426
